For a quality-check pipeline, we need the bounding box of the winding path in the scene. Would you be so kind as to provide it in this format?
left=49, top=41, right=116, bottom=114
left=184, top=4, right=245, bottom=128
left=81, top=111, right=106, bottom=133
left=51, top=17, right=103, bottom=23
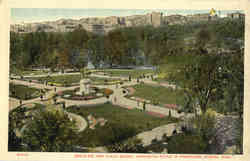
left=9, top=72, right=195, bottom=119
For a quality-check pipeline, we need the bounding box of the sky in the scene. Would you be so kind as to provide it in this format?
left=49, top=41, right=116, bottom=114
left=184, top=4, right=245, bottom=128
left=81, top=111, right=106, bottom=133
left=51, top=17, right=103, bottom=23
left=8, top=0, right=245, bottom=10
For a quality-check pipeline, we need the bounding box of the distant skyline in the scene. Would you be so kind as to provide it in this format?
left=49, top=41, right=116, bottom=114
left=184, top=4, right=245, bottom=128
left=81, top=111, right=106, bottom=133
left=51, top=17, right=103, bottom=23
left=10, top=8, right=243, bottom=24
left=8, top=0, right=244, bottom=10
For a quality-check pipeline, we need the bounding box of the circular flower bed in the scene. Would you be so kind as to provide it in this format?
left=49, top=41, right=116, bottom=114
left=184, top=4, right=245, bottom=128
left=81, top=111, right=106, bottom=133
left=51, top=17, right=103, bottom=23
left=60, top=87, right=113, bottom=101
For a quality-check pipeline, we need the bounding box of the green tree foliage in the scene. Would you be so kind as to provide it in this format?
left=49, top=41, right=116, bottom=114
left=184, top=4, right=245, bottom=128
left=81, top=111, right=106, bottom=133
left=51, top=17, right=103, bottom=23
left=213, top=50, right=244, bottom=117
left=174, top=55, right=222, bottom=114
left=87, top=35, right=105, bottom=67
left=67, top=26, right=90, bottom=49
left=104, top=29, right=127, bottom=66
left=187, top=112, right=216, bottom=141
left=167, top=134, right=208, bottom=154
left=9, top=18, right=244, bottom=72
left=8, top=115, right=22, bottom=151
left=22, top=108, right=78, bottom=152
left=107, top=137, right=146, bottom=153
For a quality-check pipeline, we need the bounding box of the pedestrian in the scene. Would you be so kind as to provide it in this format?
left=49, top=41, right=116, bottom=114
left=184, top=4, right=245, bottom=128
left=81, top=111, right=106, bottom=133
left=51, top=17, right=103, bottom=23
left=25, top=93, right=28, bottom=100
left=129, top=75, right=131, bottom=82
left=62, top=102, right=66, bottom=109
left=54, top=87, right=57, bottom=92
left=53, top=97, right=57, bottom=104
left=19, top=99, right=22, bottom=105
left=172, top=129, right=177, bottom=135
left=143, top=101, right=146, bottom=111
left=114, top=96, right=117, bottom=103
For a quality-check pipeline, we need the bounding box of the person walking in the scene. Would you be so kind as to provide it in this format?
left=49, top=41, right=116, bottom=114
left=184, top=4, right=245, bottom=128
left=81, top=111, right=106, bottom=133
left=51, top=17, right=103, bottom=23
left=40, top=94, right=43, bottom=101
left=54, top=87, right=57, bottom=92
left=19, top=99, right=22, bottom=105
left=114, top=96, right=117, bottom=103
left=143, top=101, right=146, bottom=111
left=53, top=97, right=57, bottom=105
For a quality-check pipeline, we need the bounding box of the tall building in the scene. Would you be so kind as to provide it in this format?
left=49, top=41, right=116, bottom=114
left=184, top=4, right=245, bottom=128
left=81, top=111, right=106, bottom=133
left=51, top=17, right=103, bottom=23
left=147, top=12, right=163, bottom=27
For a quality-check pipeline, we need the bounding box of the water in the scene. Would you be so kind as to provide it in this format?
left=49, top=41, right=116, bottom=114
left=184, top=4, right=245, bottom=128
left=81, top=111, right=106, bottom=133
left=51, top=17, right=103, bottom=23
left=11, top=8, right=244, bottom=24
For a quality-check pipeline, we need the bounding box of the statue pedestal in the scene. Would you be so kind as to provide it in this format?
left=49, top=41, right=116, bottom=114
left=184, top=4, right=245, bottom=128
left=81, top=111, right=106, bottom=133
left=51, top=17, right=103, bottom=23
left=76, top=79, right=91, bottom=95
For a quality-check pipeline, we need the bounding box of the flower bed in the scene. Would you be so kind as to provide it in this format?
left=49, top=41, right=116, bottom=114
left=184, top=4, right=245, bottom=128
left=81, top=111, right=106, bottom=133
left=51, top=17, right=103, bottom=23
left=147, top=111, right=166, bottom=118
left=164, top=104, right=178, bottom=110
left=60, top=87, right=113, bottom=101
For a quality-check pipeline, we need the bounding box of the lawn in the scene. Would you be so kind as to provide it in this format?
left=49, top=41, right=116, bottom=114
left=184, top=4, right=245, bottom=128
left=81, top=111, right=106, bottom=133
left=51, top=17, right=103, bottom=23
left=9, top=83, right=42, bottom=100
left=28, top=75, right=122, bottom=86
left=66, top=103, right=178, bottom=147
left=128, top=84, right=185, bottom=105
left=104, top=69, right=154, bottom=78
left=28, top=74, right=81, bottom=85
left=21, top=70, right=49, bottom=76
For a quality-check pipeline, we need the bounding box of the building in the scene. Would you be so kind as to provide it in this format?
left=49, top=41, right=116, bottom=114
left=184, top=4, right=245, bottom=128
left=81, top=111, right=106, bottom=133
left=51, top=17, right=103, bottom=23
left=227, top=12, right=245, bottom=19
left=88, top=24, right=105, bottom=35
left=150, top=12, right=163, bottom=27
left=210, top=8, right=217, bottom=17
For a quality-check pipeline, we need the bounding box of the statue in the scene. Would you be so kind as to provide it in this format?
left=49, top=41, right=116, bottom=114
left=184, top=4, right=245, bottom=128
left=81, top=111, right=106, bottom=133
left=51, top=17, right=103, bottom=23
left=77, top=68, right=91, bottom=95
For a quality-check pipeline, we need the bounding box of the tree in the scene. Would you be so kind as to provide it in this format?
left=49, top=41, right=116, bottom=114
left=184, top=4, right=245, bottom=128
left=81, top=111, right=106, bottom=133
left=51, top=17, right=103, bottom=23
left=219, top=50, right=244, bottom=117
left=22, top=107, right=79, bottom=152
left=174, top=55, right=222, bottom=114
left=8, top=115, right=22, bottom=151
left=104, top=29, right=127, bottom=67
left=87, top=35, right=105, bottom=67
left=58, top=47, right=70, bottom=71
left=67, top=26, right=90, bottom=49
left=69, top=50, right=88, bottom=71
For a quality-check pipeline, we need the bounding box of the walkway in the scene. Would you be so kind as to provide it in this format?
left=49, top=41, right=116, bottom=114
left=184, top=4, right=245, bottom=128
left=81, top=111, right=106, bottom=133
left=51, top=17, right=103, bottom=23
left=136, top=123, right=179, bottom=146
left=9, top=72, right=196, bottom=119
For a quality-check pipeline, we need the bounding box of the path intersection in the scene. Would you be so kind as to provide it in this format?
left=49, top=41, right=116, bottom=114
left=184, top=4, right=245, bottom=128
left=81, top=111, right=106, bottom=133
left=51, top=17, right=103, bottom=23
left=9, top=72, right=195, bottom=119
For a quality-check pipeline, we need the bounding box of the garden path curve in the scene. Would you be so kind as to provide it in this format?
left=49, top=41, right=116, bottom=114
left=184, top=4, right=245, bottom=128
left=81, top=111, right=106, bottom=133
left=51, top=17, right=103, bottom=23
left=9, top=73, right=195, bottom=119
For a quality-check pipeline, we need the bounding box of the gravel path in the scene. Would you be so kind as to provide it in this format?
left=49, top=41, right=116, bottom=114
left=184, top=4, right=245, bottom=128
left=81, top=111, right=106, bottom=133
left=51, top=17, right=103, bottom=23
left=66, top=111, right=88, bottom=132
left=9, top=73, right=195, bottom=119
left=137, top=123, right=179, bottom=146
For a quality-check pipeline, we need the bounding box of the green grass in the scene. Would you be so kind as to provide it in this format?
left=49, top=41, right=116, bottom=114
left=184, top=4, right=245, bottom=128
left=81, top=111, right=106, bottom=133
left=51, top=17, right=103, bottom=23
left=21, top=70, right=49, bottom=76
left=129, top=84, right=185, bottom=105
left=67, top=103, right=178, bottom=147
left=9, top=83, right=42, bottom=100
left=104, top=69, right=154, bottom=78
left=154, top=54, right=202, bottom=82
left=28, top=74, right=81, bottom=85
left=90, top=77, right=121, bottom=84
left=28, top=75, right=121, bottom=86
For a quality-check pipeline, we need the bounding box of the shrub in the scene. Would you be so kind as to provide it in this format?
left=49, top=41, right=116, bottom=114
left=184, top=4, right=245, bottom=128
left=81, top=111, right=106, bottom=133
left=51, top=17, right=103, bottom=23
left=104, top=88, right=113, bottom=96
left=21, top=108, right=79, bottom=152
left=186, top=112, right=216, bottom=141
left=107, top=137, right=146, bottom=153
left=167, top=134, right=208, bottom=154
